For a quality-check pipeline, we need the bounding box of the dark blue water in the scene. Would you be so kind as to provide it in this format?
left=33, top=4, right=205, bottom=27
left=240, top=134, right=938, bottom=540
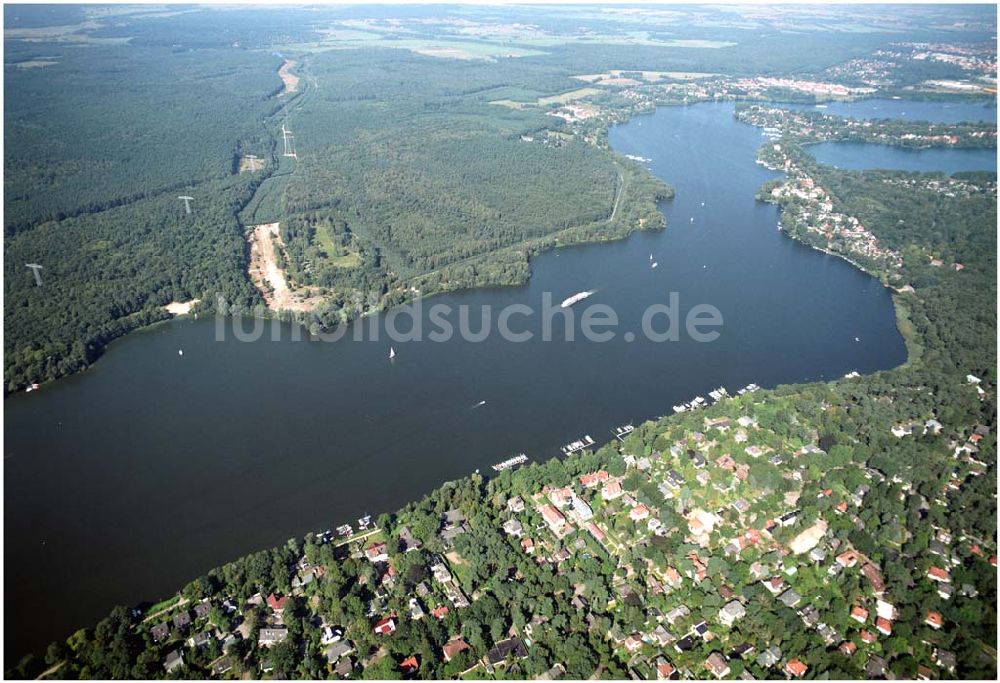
left=806, top=141, right=997, bottom=174
left=4, top=101, right=918, bottom=658
left=786, top=98, right=997, bottom=124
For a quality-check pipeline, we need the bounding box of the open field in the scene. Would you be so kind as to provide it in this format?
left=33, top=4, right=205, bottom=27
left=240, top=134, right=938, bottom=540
left=537, top=87, right=603, bottom=106
left=246, top=223, right=322, bottom=313
left=278, top=59, right=299, bottom=93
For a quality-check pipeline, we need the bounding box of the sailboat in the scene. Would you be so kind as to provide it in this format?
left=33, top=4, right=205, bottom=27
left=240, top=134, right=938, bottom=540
left=649, top=253, right=653, bottom=261
left=389, top=347, right=396, bottom=360
left=651, top=262, right=658, bottom=269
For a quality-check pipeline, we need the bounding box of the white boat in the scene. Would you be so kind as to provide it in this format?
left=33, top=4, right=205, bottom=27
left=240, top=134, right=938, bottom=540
left=474, top=400, right=486, bottom=408
left=854, top=337, right=860, bottom=342
left=701, top=201, right=705, bottom=207
left=649, top=253, right=653, bottom=261
left=178, top=349, right=183, bottom=356
left=690, top=216, right=694, bottom=222
left=561, top=290, right=594, bottom=308
left=651, top=262, right=658, bottom=269
left=389, top=347, right=396, bottom=359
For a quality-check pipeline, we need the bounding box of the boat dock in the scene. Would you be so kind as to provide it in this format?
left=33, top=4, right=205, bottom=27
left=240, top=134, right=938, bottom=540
left=562, top=435, right=595, bottom=455
left=612, top=424, right=635, bottom=441
left=492, top=453, right=528, bottom=472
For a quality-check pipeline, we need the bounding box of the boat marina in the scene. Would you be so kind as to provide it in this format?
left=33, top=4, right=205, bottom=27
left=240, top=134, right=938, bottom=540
left=562, top=435, right=595, bottom=455
left=491, top=453, right=528, bottom=472
left=612, top=423, right=635, bottom=441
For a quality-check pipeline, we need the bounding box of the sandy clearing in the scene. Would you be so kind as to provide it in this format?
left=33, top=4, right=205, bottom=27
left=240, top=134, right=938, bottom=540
left=278, top=59, right=299, bottom=93
left=163, top=299, right=200, bottom=315
left=246, top=222, right=321, bottom=312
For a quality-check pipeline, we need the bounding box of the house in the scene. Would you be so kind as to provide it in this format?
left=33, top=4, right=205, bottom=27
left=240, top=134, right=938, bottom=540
left=650, top=624, right=675, bottom=647
left=409, top=597, right=425, bottom=620
left=572, top=496, right=594, bottom=522
left=486, top=637, right=528, bottom=666
left=705, top=653, right=730, bottom=679
left=521, top=538, right=535, bottom=554
left=756, top=646, right=781, bottom=668
left=860, top=630, right=877, bottom=644
left=539, top=664, right=566, bottom=680
left=549, top=487, right=575, bottom=509
left=762, top=577, right=784, bottom=595
left=784, top=659, right=808, bottom=678
left=398, top=527, right=423, bottom=553
left=322, top=626, right=344, bottom=645
left=916, top=665, right=935, bottom=680
left=334, top=657, right=354, bottom=678
left=630, top=504, right=651, bottom=522
left=861, top=563, right=885, bottom=594
left=778, top=588, right=801, bottom=608
left=442, top=636, right=471, bottom=663
left=654, top=656, right=677, bottom=680
left=365, top=542, right=389, bottom=563
left=172, top=611, right=192, bottom=630
left=586, top=522, right=606, bottom=544
left=934, top=649, right=956, bottom=672
left=164, top=650, right=184, bottom=674
left=266, top=593, right=288, bottom=613
left=602, top=481, right=624, bottom=501
left=719, top=600, right=746, bottom=627
left=431, top=563, right=452, bottom=583
left=927, top=566, right=951, bottom=583
left=259, top=628, right=288, bottom=647
left=151, top=622, right=170, bottom=642
left=503, top=519, right=524, bottom=537
left=399, top=655, right=419, bottom=676
left=580, top=470, right=609, bottom=488
left=875, top=599, right=897, bottom=621
left=507, top=496, right=525, bottom=513
left=663, top=566, right=683, bottom=589
left=189, top=631, right=213, bottom=649
left=432, top=605, right=449, bottom=619
left=839, top=641, right=857, bottom=657
left=624, top=634, right=643, bottom=653
left=192, top=601, right=212, bottom=620
left=325, top=642, right=354, bottom=664
left=865, top=655, right=886, bottom=679
left=925, top=611, right=943, bottom=629
left=674, top=635, right=695, bottom=653
left=876, top=617, right=892, bottom=636
left=212, top=658, right=232, bottom=676
left=373, top=617, right=396, bottom=636
left=850, top=605, right=868, bottom=623
left=540, top=505, right=567, bottom=533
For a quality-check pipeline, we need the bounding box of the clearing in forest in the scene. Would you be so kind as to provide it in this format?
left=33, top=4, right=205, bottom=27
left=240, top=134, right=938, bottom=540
left=246, top=222, right=322, bottom=312
left=278, top=59, right=299, bottom=93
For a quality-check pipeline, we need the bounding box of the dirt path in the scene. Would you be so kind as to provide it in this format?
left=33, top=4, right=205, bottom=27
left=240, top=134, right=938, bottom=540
left=278, top=59, right=299, bottom=94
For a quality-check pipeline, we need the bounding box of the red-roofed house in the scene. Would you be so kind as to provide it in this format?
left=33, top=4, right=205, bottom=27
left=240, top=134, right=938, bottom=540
left=602, top=481, right=623, bottom=501
left=400, top=655, right=419, bottom=676
left=540, top=505, right=567, bottom=533
left=365, top=542, right=389, bottom=563
left=630, top=504, right=651, bottom=522
left=442, top=636, right=470, bottom=663
left=860, top=630, right=877, bottom=644
left=266, top=593, right=288, bottom=614
left=784, top=659, right=808, bottom=677
left=851, top=605, right=868, bottom=623
left=927, top=566, right=951, bottom=583
left=432, top=606, right=449, bottom=620
left=876, top=617, right=892, bottom=636
left=586, top=522, right=606, bottom=543
left=925, top=611, right=943, bottom=629
left=580, top=470, right=609, bottom=488
left=374, top=617, right=396, bottom=635
left=839, top=641, right=857, bottom=657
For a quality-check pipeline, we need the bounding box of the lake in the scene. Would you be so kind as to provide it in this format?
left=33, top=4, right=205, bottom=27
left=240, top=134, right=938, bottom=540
left=786, top=98, right=997, bottom=124
left=7, top=98, right=961, bottom=659
left=805, top=142, right=997, bottom=174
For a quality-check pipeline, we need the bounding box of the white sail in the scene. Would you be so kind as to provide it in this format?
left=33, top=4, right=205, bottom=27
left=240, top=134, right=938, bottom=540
left=389, top=347, right=396, bottom=359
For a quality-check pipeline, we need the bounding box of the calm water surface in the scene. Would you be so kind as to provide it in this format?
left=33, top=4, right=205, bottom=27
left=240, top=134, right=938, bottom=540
left=7, top=100, right=950, bottom=658
left=806, top=142, right=997, bottom=174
